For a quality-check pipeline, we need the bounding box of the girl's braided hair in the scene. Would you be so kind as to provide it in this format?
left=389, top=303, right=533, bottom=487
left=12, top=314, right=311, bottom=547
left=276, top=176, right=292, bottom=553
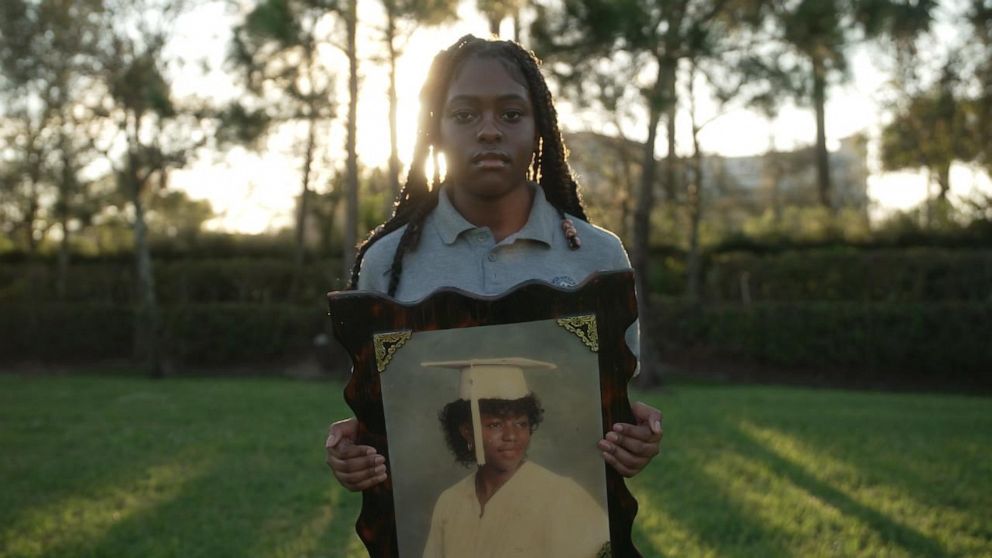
left=347, top=34, right=587, bottom=296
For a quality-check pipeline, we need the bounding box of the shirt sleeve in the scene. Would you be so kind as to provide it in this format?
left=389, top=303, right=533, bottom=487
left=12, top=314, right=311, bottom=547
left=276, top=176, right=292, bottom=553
left=356, top=244, right=389, bottom=294
left=607, top=235, right=642, bottom=378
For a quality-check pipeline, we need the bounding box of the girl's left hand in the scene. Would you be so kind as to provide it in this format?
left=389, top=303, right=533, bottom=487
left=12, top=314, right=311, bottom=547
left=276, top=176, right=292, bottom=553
left=598, top=401, right=663, bottom=477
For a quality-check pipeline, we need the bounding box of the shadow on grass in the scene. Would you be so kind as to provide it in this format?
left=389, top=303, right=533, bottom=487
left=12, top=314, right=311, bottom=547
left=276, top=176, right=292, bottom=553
left=0, top=380, right=201, bottom=537
left=1, top=376, right=362, bottom=558
left=632, top=460, right=795, bottom=558
left=1, top=452, right=213, bottom=558
left=629, top=419, right=795, bottom=558
left=37, top=449, right=359, bottom=558
left=734, top=421, right=949, bottom=557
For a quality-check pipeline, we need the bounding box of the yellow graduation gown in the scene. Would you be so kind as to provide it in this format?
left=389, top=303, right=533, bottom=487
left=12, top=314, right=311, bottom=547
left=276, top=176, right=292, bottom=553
left=422, top=461, right=609, bottom=558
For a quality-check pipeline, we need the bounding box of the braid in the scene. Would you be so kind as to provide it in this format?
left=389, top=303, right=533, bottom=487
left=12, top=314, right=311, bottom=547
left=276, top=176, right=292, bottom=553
left=347, top=38, right=467, bottom=291
left=505, top=45, right=588, bottom=222
left=349, top=35, right=590, bottom=293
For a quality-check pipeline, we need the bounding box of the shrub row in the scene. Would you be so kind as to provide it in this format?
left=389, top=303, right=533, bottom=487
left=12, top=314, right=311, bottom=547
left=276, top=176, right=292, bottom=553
left=3, top=300, right=988, bottom=386
left=655, top=300, right=992, bottom=385
left=0, top=303, right=329, bottom=367
left=702, top=248, right=992, bottom=302
left=5, top=248, right=990, bottom=305
left=0, top=258, right=348, bottom=305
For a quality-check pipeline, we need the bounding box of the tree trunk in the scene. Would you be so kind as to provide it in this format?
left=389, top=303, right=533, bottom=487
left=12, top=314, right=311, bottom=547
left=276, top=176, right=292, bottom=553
left=295, top=107, right=317, bottom=272
left=661, top=57, right=680, bottom=242
left=764, top=127, right=782, bottom=226
left=128, top=157, right=162, bottom=379
left=936, top=162, right=951, bottom=201
left=56, top=132, right=73, bottom=300
left=632, top=59, right=672, bottom=387
left=386, top=9, right=401, bottom=205
left=812, top=55, right=832, bottom=210
left=685, top=63, right=703, bottom=304
left=488, top=15, right=501, bottom=37
left=343, top=0, right=360, bottom=276
left=612, top=115, right=635, bottom=240
left=24, top=137, right=42, bottom=255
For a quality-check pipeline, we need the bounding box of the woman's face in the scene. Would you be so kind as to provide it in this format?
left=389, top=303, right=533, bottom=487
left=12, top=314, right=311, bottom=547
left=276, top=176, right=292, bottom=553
left=465, top=411, right=532, bottom=473
left=438, top=56, right=537, bottom=201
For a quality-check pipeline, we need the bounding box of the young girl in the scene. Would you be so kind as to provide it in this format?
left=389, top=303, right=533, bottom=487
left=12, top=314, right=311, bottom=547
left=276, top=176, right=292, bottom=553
left=325, top=35, right=662, bottom=493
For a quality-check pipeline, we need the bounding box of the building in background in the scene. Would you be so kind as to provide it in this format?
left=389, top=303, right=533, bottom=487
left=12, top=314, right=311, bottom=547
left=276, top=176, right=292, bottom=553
left=565, top=131, right=870, bottom=240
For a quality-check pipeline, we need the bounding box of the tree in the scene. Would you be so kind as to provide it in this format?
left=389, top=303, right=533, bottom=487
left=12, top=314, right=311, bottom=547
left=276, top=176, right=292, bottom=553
left=532, top=0, right=759, bottom=385
left=88, top=0, right=204, bottom=377
left=230, top=0, right=337, bottom=271
left=342, top=0, right=359, bottom=276
left=763, top=0, right=935, bottom=210
left=0, top=108, right=51, bottom=255
left=379, top=0, right=457, bottom=201
left=0, top=0, right=55, bottom=256
left=478, top=0, right=526, bottom=39
left=881, top=63, right=977, bottom=207
left=964, top=0, right=991, bottom=175
left=0, top=0, right=104, bottom=303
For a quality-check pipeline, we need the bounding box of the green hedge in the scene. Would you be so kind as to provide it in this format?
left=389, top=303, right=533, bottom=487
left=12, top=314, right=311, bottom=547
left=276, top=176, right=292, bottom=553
left=0, top=303, right=328, bottom=367
left=656, top=300, right=992, bottom=384
left=4, top=299, right=988, bottom=386
left=3, top=249, right=990, bottom=305
left=0, top=258, right=347, bottom=305
left=702, top=248, right=992, bottom=302
left=0, top=304, right=134, bottom=362
left=163, top=303, right=326, bottom=365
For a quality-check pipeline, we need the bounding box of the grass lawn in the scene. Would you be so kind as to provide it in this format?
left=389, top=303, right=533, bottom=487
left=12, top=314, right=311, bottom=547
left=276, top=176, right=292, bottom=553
left=1, top=375, right=990, bottom=558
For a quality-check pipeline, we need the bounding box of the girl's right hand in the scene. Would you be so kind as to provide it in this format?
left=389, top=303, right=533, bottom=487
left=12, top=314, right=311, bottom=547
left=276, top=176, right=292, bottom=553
left=325, top=417, right=388, bottom=491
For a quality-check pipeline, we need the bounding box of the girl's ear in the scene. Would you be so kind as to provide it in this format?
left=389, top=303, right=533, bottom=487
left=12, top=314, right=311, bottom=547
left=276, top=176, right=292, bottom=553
left=458, top=422, right=472, bottom=443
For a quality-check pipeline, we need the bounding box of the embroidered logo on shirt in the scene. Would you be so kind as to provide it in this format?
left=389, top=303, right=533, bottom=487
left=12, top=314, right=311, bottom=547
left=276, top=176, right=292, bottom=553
left=551, top=275, right=577, bottom=288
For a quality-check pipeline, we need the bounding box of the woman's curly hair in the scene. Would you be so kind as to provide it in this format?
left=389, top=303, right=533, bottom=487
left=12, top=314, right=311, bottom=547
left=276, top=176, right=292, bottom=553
left=438, top=394, right=545, bottom=466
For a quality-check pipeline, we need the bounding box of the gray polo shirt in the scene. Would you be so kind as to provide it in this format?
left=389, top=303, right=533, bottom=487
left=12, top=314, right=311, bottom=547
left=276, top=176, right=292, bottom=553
left=358, top=183, right=640, bottom=366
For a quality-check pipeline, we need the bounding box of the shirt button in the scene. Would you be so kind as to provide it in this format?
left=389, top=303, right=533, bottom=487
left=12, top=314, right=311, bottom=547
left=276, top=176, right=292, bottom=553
left=487, top=253, right=497, bottom=262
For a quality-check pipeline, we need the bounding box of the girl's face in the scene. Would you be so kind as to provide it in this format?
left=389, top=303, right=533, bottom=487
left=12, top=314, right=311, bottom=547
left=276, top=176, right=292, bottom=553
left=438, top=56, right=537, bottom=201
left=461, top=412, right=532, bottom=473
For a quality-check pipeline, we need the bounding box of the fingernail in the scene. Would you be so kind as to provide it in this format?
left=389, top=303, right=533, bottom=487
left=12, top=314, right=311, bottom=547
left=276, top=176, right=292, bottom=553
left=375, top=465, right=386, bottom=474
left=327, top=434, right=336, bottom=446
left=601, top=451, right=611, bottom=459
left=366, top=448, right=376, bottom=456
left=613, top=423, right=624, bottom=433
left=606, top=432, right=619, bottom=443
left=375, top=455, right=385, bottom=465
left=653, top=420, right=662, bottom=434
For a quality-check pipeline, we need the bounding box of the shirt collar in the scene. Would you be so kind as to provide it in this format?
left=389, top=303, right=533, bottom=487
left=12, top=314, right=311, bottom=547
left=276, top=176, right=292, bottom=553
left=434, top=186, right=478, bottom=245
left=433, top=182, right=558, bottom=247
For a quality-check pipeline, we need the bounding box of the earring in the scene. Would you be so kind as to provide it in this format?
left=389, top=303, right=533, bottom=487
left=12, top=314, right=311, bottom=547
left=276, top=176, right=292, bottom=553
left=561, top=218, right=581, bottom=249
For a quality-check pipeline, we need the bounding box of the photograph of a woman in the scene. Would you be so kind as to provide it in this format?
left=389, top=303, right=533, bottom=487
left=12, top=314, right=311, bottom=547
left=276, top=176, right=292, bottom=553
left=421, top=358, right=610, bottom=558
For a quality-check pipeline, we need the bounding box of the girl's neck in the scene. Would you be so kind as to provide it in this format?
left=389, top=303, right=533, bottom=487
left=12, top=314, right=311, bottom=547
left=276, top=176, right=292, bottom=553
left=474, top=461, right=524, bottom=514
left=449, top=181, right=534, bottom=243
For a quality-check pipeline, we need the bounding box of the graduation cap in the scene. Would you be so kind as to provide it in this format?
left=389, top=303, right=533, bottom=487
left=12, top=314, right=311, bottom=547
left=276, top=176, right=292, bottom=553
left=422, top=357, right=557, bottom=465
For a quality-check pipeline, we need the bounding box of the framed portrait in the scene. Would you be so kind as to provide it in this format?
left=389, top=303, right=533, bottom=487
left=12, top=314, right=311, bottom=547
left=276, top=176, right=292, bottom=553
left=327, top=270, right=641, bottom=558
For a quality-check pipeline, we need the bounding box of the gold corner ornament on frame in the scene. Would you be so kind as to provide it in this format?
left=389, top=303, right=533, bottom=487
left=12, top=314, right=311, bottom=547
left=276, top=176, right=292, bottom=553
left=373, top=330, right=412, bottom=373
left=556, top=314, right=599, bottom=352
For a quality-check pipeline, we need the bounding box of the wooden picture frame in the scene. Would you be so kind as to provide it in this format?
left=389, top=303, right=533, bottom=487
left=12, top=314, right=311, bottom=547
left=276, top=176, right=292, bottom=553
left=327, top=270, right=641, bottom=558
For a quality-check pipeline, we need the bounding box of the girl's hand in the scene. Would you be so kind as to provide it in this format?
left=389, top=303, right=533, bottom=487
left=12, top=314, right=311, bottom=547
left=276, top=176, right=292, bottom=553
left=325, top=417, right=388, bottom=491
left=598, top=401, right=663, bottom=477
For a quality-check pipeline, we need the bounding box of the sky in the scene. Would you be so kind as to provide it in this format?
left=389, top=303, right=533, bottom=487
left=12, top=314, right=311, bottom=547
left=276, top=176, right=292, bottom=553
left=165, top=1, right=991, bottom=234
